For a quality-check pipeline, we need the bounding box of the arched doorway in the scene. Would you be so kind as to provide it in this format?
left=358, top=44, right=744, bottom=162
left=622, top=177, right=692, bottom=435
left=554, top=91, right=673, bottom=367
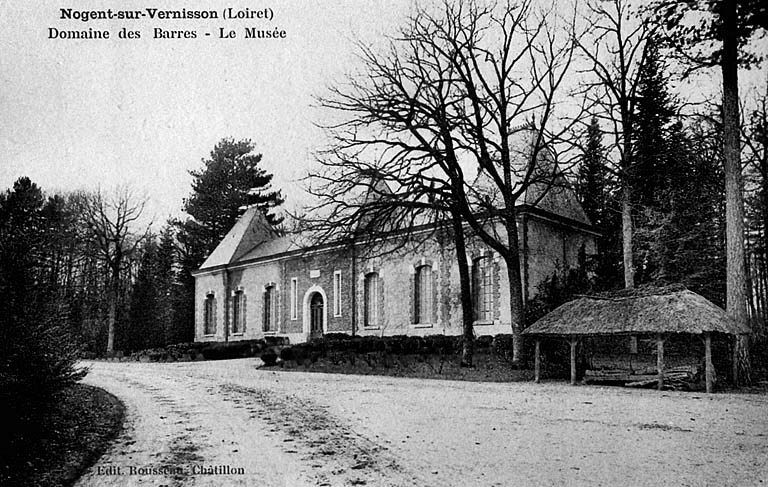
left=309, top=292, right=324, bottom=340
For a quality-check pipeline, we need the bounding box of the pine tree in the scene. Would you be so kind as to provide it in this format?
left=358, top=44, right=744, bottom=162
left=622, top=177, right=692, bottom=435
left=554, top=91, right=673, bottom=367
left=127, top=236, right=161, bottom=351
left=181, top=138, right=284, bottom=257
left=630, top=37, right=676, bottom=211
left=652, top=0, right=768, bottom=384
left=156, top=225, right=178, bottom=345
left=629, top=39, right=693, bottom=285
left=651, top=120, right=726, bottom=302
left=174, top=138, right=284, bottom=342
left=576, top=117, right=621, bottom=289
left=578, top=118, right=608, bottom=226
left=0, top=178, right=86, bottom=463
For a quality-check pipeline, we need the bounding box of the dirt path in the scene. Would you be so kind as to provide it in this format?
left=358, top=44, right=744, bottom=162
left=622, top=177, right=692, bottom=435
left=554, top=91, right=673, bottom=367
left=78, top=359, right=768, bottom=487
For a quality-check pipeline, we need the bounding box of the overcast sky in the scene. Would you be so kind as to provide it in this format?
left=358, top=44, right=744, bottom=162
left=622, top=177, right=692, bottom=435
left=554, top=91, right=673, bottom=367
left=0, top=1, right=764, bottom=225
left=0, top=0, right=412, bottom=222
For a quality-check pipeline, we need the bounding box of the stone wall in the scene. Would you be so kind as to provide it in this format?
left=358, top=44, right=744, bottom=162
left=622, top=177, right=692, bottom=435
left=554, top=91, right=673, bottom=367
left=523, top=215, right=596, bottom=301
left=229, top=260, right=282, bottom=341
left=281, top=248, right=354, bottom=339
left=194, top=270, right=226, bottom=342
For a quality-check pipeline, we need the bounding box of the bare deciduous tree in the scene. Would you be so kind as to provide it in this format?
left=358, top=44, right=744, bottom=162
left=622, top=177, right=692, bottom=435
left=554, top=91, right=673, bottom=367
left=78, top=187, right=150, bottom=354
left=575, top=0, right=653, bottom=289
left=309, top=0, right=583, bottom=363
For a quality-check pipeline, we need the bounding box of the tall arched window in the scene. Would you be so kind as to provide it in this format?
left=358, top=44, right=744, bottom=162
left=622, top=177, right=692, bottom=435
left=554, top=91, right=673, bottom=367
left=473, top=256, right=493, bottom=322
left=204, top=293, right=216, bottom=335
left=263, top=285, right=276, bottom=332
left=232, top=289, right=245, bottom=334
left=364, top=272, right=379, bottom=328
left=414, top=265, right=432, bottom=324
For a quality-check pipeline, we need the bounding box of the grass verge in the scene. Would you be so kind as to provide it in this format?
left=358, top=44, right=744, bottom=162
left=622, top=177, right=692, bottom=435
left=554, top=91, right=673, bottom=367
left=0, top=384, right=125, bottom=487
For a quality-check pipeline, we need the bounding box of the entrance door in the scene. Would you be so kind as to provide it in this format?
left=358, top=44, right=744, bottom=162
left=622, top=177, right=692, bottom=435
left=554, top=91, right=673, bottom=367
left=310, top=292, right=324, bottom=339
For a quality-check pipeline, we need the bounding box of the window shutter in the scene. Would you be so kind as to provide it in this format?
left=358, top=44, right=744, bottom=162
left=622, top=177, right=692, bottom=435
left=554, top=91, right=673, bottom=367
left=493, top=260, right=501, bottom=321
left=228, top=294, right=234, bottom=333
left=472, top=261, right=479, bottom=320
left=213, top=296, right=218, bottom=334
left=242, top=293, right=247, bottom=333
left=410, top=271, right=416, bottom=324
left=201, top=299, right=206, bottom=334
left=377, top=274, right=384, bottom=328
left=432, top=266, right=438, bottom=325
left=262, top=291, right=268, bottom=332
left=357, top=273, right=363, bottom=328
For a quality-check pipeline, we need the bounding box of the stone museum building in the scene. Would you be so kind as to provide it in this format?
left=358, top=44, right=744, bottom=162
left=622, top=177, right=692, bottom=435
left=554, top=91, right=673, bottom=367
left=192, top=170, right=598, bottom=344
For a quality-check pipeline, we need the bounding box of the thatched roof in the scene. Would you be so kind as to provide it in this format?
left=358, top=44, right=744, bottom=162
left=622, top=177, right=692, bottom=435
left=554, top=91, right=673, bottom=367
left=523, top=288, right=750, bottom=337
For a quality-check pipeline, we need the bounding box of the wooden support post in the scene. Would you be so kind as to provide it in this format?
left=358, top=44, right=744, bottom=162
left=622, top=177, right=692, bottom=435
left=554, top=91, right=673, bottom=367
left=569, top=337, right=578, bottom=386
left=732, top=334, right=739, bottom=387
left=656, top=334, right=665, bottom=391
left=534, top=339, right=541, bottom=384
left=705, top=333, right=714, bottom=393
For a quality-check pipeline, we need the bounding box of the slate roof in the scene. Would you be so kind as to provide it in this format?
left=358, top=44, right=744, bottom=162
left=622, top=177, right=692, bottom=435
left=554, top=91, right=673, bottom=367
left=198, top=207, right=280, bottom=270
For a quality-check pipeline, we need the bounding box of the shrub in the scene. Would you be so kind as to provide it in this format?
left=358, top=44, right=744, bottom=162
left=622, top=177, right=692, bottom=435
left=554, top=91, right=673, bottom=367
left=195, top=339, right=267, bottom=360
left=261, top=349, right=278, bottom=366
left=492, top=334, right=516, bottom=362
left=475, top=335, right=494, bottom=351
left=1, top=315, right=87, bottom=475
left=424, top=335, right=459, bottom=355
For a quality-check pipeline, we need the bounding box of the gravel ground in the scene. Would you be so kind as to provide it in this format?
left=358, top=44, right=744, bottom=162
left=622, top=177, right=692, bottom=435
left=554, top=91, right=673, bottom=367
left=76, top=359, right=768, bottom=487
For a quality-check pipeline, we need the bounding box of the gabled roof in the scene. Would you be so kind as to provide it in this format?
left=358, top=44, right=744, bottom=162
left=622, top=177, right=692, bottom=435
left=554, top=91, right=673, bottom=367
left=522, top=178, right=591, bottom=225
left=523, top=287, right=750, bottom=337
left=471, top=125, right=591, bottom=226
left=236, top=235, right=297, bottom=262
left=355, top=177, right=401, bottom=233
left=199, top=206, right=278, bottom=270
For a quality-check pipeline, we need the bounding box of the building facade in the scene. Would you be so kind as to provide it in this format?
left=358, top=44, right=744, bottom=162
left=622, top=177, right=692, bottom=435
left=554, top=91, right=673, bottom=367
left=192, top=182, right=598, bottom=344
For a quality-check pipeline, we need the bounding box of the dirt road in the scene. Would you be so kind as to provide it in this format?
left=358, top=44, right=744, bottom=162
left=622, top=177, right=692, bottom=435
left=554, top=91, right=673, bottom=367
left=76, top=359, right=768, bottom=487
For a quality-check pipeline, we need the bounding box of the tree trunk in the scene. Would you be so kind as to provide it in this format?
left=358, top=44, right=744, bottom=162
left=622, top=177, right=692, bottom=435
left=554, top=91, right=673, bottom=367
left=503, top=209, right=525, bottom=364
left=106, top=265, right=120, bottom=354
left=656, top=334, right=664, bottom=391
left=721, top=0, right=750, bottom=385
left=569, top=338, right=578, bottom=385
left=452, top=210, right=474, bottom=367
left=622, top=185, right=635, bottom=289
left=704, top=333, right=714, bottom=393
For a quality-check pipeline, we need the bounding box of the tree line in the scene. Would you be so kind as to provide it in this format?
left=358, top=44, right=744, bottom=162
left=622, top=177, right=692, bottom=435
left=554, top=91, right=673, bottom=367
left=0, top=138, right=283, bottom=362
left=1, top=0, right=766, bottom=383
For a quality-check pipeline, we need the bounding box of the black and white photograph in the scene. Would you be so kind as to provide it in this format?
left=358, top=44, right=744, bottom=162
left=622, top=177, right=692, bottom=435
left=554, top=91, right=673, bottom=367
left=1, top=1, right=767, bottom=486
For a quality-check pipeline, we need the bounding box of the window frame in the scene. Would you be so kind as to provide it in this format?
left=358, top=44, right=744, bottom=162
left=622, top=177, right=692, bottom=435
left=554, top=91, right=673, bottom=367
left=473, top=256, right=494, bottom=323
left=232, top=289, right=245, bottom=334
left=204, top=293, right=216, bottom=335
left=363, top=271, right=379, bottom=328
left=414, top=264, right=433, bottom=325
left=264, top=285, right=276, bottom=333
left=333, top=270, right=342, bottom=317
left=290, top=278, right=298, bottom=320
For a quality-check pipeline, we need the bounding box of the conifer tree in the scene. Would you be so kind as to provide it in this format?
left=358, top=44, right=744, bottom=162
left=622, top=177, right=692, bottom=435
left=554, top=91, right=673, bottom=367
left=175, top=138, right=284, bottom=342
left=127, top=236, right=161, bottom=351
left=630, top=37, right=676, bottom=211
left=577, top=118, right=608, bottom=226
left=179, top=138, right=284, bottom=260
left=651, top=0, right=768, bottom=384
left=576, top=117, right=621, bottom=288
left=0, top=178, right=86, bottom=459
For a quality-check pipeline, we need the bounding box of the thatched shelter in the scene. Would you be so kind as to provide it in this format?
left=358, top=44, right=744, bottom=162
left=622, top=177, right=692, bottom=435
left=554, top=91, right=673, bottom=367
left=523, top=287, right=749, bottom=392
